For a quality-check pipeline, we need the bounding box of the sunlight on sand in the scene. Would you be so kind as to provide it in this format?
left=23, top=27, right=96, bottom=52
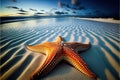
left=78, top=18, right=120, bottom=24
left=0, top=51, right=31, bottom=80
left=105, top=68, right=116, bottom=80
left=18, top=52, right=45, bottom=80
left=101, top=48, right=119, bottom=73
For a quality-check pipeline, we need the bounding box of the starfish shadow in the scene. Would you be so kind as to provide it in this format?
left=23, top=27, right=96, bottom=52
left=41, top=62, right=96, bottom=80
left=79, top=45, right=107, bottom=80
left=41, top=62, right=71, bottom=78
left=39, top=44, right=108, bottom=80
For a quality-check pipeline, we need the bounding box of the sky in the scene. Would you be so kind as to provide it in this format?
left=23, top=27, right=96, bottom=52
left=0, top=0, right=119, bottom=18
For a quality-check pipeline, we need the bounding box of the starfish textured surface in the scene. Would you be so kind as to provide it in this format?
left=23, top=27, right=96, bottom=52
left=27, top=36, right=96, bottom=80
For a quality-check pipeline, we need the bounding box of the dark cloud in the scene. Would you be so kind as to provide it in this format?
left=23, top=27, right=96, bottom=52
left=18, top=9, right=27, bottom=12
left=58, top=1, right=71, bottom=9
left=72, top=6, right=85, bottom=10
left=58, top=0, right=85, bottom=11
left=17, top=13, right=27, bottom=15
left=40, top=10, right=45, bottom=11
left=55, top=11, right=64, bottom=14
left=55, top=11, right=68, bottom=15
left=78, top=6, right=85, bottom=10
left=62, top=12, right=68, bottom=14
left=6, top=6, right=19, bottom=9
left=34, top=12, right=44, bottom=16
left=66, top=9, right=70, bottom=11
left=6, top=6, right=28, bottom=13
left=35, top=12, right=44, bottom=14
left=71, top=0, right=85, bottom=10
left=30, top=8, right=37, bottom=12
left=72, top=10, right=76, bottom=14
left=62, top=3, right=71, bottom=8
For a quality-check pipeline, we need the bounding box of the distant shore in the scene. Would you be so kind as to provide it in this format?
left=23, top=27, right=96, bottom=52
left=77, top=18, right=120, bottom=24
left=1, top=16, right=119, bottom=24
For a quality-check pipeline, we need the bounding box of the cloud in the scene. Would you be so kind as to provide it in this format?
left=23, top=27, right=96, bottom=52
left=72, top=10, right=76, bottom=14
left=6, top=6, right=28, bottom=13
left=55, top=11, right=64, bottom=14
left=34, top=12, right=44, bottom=16
left=58, top=0, right=85, bottom=11
left=58, top=1, right=71, bottom=9
left=18, top=9, right=27, bottom=12
left=6, top=6, right=19, bottom=9
left=64, top=12, right=69, bottom=14
left=51, top=8, right=57, bottom=10
left=40, top=10, right=45, bottom=11
left=50, top=8, right=57, bottom=12
left=54, top=11, right=68, bottom=15
left=35, top=12, right=44, bottom=14
left=78, top=6, right=85, bottom=10
left=62, top=3, right=71, bottom=8
left=66, top=9, right=70, bottom=11
left=72, top=6, right=85, bottom=10
left=71, top=0, right=85, bottom=10
left=30, top=8, right=37, bottom=12
left=17, top=13, right=27, bottom=15
left=71, top=0, right=81, bottom=6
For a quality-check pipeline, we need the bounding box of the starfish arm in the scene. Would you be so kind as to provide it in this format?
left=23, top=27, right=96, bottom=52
left=28, top=43, right=62, bottom=80
left=63, top=47, right=96, bottom=78
left=64, top=42, right=90, bottom=52
left=26, top=44, right=49, bottom=55
left=54, top=36, right=63, bottom=44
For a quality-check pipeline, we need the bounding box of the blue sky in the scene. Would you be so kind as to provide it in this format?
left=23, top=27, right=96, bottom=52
left=0, top=0, right=119, bottom=18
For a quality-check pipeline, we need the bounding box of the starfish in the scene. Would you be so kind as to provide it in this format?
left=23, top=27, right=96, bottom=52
left=26, top=36, right=96, bottom=80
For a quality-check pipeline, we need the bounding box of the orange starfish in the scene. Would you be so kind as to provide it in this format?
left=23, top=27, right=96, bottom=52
left=27, top=36, right=96, bottom=80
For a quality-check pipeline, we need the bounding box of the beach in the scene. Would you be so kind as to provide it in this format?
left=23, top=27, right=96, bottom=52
left=0, top=17, right=119, bottom=80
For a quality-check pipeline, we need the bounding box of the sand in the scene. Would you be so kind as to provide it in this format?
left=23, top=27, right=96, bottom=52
left=0, top=17, right=119, bottom=80
left=78, top=18, right=120, bottom=24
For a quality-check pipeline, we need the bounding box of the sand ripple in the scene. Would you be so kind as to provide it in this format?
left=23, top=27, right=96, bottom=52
left=0, top=18, right=119, bottom=80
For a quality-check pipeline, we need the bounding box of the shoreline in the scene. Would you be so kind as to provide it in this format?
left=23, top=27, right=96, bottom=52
left=1, top=16, right=119, bottom=24
left=77, top=18, right=120, bottom=24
